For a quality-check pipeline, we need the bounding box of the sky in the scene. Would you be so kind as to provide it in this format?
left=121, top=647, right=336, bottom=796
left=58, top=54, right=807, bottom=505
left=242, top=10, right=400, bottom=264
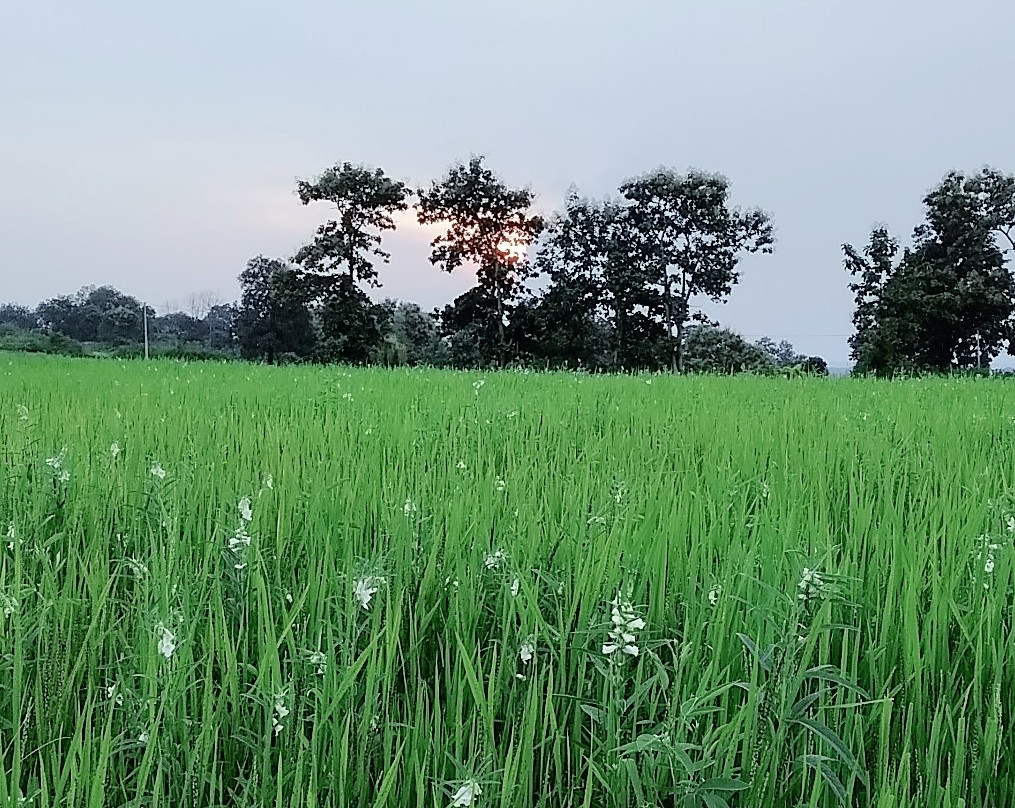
left=3, top=0, right=1015, bottom=365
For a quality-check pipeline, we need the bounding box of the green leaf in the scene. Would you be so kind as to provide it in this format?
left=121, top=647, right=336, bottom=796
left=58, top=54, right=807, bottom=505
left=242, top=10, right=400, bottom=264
left=803, top=665, right=872, bottom=700
left=579, top=704, right=602, bottom=723
left=791, top=718, right=868, bottom=787
left=736, top=633, right=772, bottom=672
left=698, top=777, right=749, bottom=792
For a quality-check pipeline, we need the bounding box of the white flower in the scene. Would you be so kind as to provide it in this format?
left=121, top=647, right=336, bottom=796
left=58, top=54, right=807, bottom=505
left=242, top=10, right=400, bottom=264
left=125, top=557, right=148, bottom=579
left=106, top=683, right=124, bottom=706
left=403, top=499, right=417, bottom=517
left=150, top=462, right=166, bottom=480
left=1, top=592, right=17, bottom=617
left=797, top=567, right=826, bottom=603
left=45, top=449, right=66, bottom=469
left=353, top=575, right=384, bottom=610
left=1007, top=517, right=1015, bottom=534
left=138, top=731, right=149, bottom=745
left=16, top=405, right=29, bottom=421
left=510, top=578, right=520, bottom=597
left=308, top=650, right=327, bottom=675
left=506, top=410, right=518, bottom=419
left=519, top=637, right=535, bottom=665
left=449, top=781, right=482, bottom=807
left=343, top=392, right=354, bottom=401
left=472, top=379, right=485, bottom=394
left=761, top=481, right=770, bottom=500
left=985, top=558, right=995, bottom=574
left=707, top=585, right=722, bottom=607
left=271, top=689, right=290, bottom=735
left=494, top=478, right=506, bottom=492
left=263, top=474, right=274, bottom=490
left=110, top=442, right=120, bottom=459
left=483, top=550, right=506, bottom=570
left=5, top=521, right=15, bottom=551
left=603, top=591, right=644, bottom=658
left=238, top=496, right=253, bottom=523
left=157, top=624, right=177, bottom=659
left=457, top=460, right=467, bottom=470
left=228, top=527, right=251, bottom=553
left=57, top=469, right=70, bottom=484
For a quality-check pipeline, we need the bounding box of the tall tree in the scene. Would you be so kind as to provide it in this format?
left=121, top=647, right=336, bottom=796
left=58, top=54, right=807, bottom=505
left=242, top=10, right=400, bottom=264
left=619, top=169, right=774, bottom=372
left=528, top=193, right=613, bottom=368
left=236, top=257, right=316, bottom=363
left=416, top=156, right=543, bottom=362
left=845, top=169, right=1015, bottom=374
left=294, top=163, right=408, bottom=293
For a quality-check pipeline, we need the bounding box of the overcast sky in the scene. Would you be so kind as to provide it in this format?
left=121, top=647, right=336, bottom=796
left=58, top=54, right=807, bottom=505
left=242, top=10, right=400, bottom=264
left=3, top=0, right=1014, bottom=364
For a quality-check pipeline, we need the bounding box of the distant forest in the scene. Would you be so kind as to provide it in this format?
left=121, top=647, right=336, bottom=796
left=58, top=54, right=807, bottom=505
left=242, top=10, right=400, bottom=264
left=4, top=158, right=1015, bottom=376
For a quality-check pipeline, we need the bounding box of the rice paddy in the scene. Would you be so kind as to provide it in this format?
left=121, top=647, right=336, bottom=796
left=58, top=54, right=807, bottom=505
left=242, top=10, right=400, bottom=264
left=1, top=354, right=1013, bottom=807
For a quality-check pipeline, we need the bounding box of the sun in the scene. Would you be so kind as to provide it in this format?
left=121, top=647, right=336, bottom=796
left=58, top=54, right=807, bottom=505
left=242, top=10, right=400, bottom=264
left=498, top=239, right=529, bottom=264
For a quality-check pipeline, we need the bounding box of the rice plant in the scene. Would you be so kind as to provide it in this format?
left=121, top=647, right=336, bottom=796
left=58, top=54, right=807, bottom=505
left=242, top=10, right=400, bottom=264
left=1, top=354, right=1013, bottom=807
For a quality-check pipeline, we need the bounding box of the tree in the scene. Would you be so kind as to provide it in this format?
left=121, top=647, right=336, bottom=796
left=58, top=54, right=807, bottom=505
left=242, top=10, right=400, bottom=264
left=845, top=169, right=1015, bottom=374
left=37, top=286, right=145, bottom=345
left=204, top=304, right=238, bottom=353
left=294, top=163, right=408, bottom=292
left=755, top=336, right=806, bottom=367
left=619, top=169, right=774, bottom=372
left=416, top=156, right=543, bottom=362
left=385, top=301, right=446, bottom=366
left=313, top=277, right=391, bottom=365
left=682, top=325, right=774, bottom=374
left=0, top=304, right=39, bottom=330
left=235, top=257, right=316, bottom=363
left=527, top=193, right=614, bottom=368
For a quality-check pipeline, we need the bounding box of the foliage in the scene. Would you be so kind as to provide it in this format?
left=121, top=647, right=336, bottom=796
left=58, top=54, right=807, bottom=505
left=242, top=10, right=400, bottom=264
left=235, top=256, right=317, bottom=363
left=37, top=285, right=149, bottom=345
left=0, top=304, right=39, bottom=330
left=313, top=277, right=392, bottom=365
left=683, top=325, right=775, bottom=374
left=846, top=168, right=1015, bottom=375
left=294, top=162, right=408, bottom=290
left=416, top=156, right=543, bottom=360
left=618, top=169, right=774, bottom=371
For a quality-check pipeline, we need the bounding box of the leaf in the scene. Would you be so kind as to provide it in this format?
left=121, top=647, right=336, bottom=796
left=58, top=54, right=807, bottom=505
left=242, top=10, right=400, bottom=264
left=801, top=754, right=847, bottom=804
left=791, top=718, right=868, bottom=787
left=803, top=665, right=872, bottom=700
left=579, top=704, right=601, bottom=723
left=700, top=795, right=730, bottom=808
left=736, top=633, right=772, bottom=672
left=697, top=778, right=749, bottom=792
left=789, top=691, right=824, bottom=721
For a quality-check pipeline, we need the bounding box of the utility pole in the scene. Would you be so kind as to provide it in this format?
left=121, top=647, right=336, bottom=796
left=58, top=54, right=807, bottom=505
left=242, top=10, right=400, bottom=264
left=143, top=304, right=150, bottom=360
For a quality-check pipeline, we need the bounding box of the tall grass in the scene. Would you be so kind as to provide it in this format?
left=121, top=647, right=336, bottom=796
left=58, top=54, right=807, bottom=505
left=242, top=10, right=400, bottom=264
left=1, top=354, right=1012, bottom=807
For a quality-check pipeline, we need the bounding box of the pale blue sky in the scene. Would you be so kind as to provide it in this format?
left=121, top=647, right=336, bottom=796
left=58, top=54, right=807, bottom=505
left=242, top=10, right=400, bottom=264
left=3, top=0, right=1014, bottom=363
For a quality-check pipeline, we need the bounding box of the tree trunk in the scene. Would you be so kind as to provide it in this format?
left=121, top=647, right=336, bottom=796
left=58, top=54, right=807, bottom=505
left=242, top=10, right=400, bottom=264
left=663, top=274, right=676, bottom=373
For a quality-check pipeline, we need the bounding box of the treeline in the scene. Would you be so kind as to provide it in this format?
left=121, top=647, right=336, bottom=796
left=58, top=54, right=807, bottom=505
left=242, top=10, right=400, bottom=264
left=2, top=156, right=828, bottom=374
left=6, top=157, right=1015, bottom=375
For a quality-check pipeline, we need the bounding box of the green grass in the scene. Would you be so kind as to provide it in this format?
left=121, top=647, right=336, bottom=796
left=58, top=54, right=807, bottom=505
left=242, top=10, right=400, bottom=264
left=1, top=353, right=1013, bottom=807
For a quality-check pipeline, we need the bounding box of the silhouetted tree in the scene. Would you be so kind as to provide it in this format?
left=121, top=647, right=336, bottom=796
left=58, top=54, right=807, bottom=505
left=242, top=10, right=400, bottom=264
left=619, top=169, right=774, bottom=372
left=314, top=277, right=390, bottom=364
left=846, top=169, right=1015, bottom=374
left=295, top=162, right=408, bottom=292
left=416, top=156, right=543, bottom=362
left=236, top=257, right=316, bottom=363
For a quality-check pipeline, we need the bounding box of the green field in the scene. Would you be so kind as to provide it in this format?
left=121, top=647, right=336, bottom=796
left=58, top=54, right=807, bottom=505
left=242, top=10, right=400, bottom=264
left=1, top=355, right=1013, bottom=807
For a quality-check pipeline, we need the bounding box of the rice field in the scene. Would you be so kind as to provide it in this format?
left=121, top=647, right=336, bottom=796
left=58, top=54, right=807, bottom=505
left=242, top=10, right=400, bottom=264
left=1, top=353, right=1013, bottom=808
